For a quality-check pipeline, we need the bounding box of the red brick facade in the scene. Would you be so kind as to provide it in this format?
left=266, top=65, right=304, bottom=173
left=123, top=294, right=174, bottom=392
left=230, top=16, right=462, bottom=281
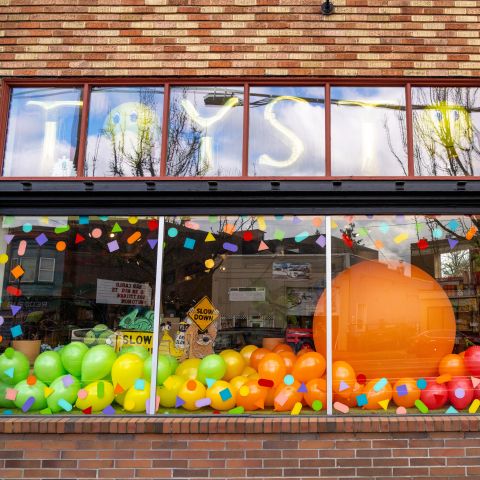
left=0, top=0, right=479, bottom=78
left=1, top=416, right=480, bottom=478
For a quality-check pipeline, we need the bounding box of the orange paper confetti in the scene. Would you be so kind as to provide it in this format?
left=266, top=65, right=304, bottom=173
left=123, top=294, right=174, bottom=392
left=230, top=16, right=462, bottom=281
left=466, top=226, right=478, bottom=240
left=56, top=241, right=67, bottom=252
left=374, top=240, right=384, bottom=250
left=11, top=265, right=24, bottom=279
left=127, top=231, right=141, bottom=244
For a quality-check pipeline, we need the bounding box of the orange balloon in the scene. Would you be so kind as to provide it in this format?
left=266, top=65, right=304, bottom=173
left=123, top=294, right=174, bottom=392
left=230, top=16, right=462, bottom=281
left=438, top=354, right=467, bottom=377
left=332, top=361, right=356, bottom=394
left=392, top=378, right=420, bottom=408
left=258, top=353, right=286, bottom=387
left=362, top=378, right=393, bottom=410
left=313, top=260, right=456, bottom=380
left=230, top=376, right=248, bottom=391
left=250, top=348, right=270, bottom=370
left=334, top=382, right=363, bottom=407
left=459, top=351, right=466, bottom=358
left=297, top=345, right=314, bottom=357
left=236, top=379, right=267, bottom=411
left=279, top=351, right=296, bottom=374
left=304, top=378, right=327, bottom=410
left=264, top=386, right=276, bottom=407
left=273, top=381, right=303, bottom=412
left=292, top=352, right=326, bottom=383
left=240, top=345, right=258, bottom=365
left=273, top=343, right=294, bottom=354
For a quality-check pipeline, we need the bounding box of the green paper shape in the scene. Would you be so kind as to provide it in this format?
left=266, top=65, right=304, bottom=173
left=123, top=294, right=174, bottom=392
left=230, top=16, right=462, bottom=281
left=111, top=223, right=123, bottom=233
left=274, top=229, right=285, bottom=241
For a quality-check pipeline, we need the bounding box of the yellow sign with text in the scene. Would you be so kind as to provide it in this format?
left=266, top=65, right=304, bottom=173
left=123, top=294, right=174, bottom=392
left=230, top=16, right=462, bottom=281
left=115, top=330, right=153, bottom=353
left=187, top=296, right=219, bottom=332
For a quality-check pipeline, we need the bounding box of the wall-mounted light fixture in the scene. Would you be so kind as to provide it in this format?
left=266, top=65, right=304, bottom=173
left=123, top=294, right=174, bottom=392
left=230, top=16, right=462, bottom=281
left=321, top=0, right=334, bottom=15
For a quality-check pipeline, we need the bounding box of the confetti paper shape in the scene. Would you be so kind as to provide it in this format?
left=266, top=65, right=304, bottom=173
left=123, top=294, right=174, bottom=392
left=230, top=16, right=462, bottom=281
left=436, top=374, right=451, bottom=384
left=415, top=399, right=429, bottom=413
left=4, top=234, right=14, bottom=244
left=396, top=406, right=407, bottom=415
left=258, top=241, right=269, bottom=251
left=167, top=227, right=178, bottom=238
left=35, top=233, right=48, bottom=246
left=394, top=233, right=409, bottom=244
left=22, top=396, right=35, bottom=413
left=469, top=399, right=480, bottom=414
left=204, top=259, right=215, bottom=269
left=373, top=378, right=388, bottom=392
left=466, top=226, right=478, bottom=240
left=44, top=387, right=54, bottom=398
left=111, top=223, right=122, bottom=233
left=148, top=219, right=159, bottom=231
left=374, top=239, right=384, bottom=250
left=379, top=223, right=389, bottom=234
left=223, top=223, right=235, bottom=235
left=239, top=386, right=250, bottom=397
left=316, top=235, right=326, bottom=248
left=454, top=388, right=465, bottom=399
left=127, top=231, right=141, bottom=244
left=40, top=408, right=52, bottom=415
left=311, top=216, right=322, bottom=227
left=342, top=234, right=353, bottom=248
left=333, top=402, right=349, bottom=413
left=205, top=378, right=216, bottom=388
left=219, top=388, right=232, bottom=401
left=57, top=399, right=73, bottom=412
left=257, top=217, right=267, bottom=231
left=62, top=375, right=74, bottom=388
left=54, top=225, right=70, bottom=234
left=0, top=317, right=3, bottom=327
left=295, top=231, right=309, bottom=243
left=447, top=219, right=459, bottom=231
left=10, top=325, right=22, bottom=338
left=82, top=406, right=92, bottom=414
left=312, top=400, right=322, bottom=411
left=378, top=399, right=390, bottom=411
left=114, top=384, right=124, bottom=394
left=103, top=405, right=115, bottom=415
left=75, top=233, right=85, bottom=244
left=11, top=305, right=21, bottom=316
left=358, top=227, right=368, bottom=237
left=11, top=265, right=24, bottom=279
left=27, top=375, right=37, bottom=386
left=417, top=378, right=427, bottom=390
left=56, top=241, right=66, bottom=252
left=185, top=221, right=200, bottom=230
left=445, top=406, right=458, bottom=414
left=283, top=375, right=294, bottom=386
left=7, top=286, right=22, bottom=297
left=339, top=381, right=350, bottom=392
left=274, top=229, right=285, bottom=241
left=22, top=223, right=32, bottom=233
left=18, top=240, right=27, bottom=256
left=292, top=216, right=302, bottom=224
left=175, top=396, right=185, bottom=408
left=79, top=216, right=89, bottom=225
left=99, top=216, right=109, bottom=222
left=258, top=379, right=274, bottom=388
left=2, top=410, right=12, bottom=415
left=128, top=217, right=138, bottom=225
left=396, top=384, right=408, bottom=397
left=5, top=388, right=17, bottom=401
left=228, top=406, right=245, bottom=414
left=433, top=228, right=443, bottom=239
left=471, top=377, right=480, bottom=388
left=275, top=391, right=289, bottom=407
left=356, top=394, right=368, bottom=407
left=243, top=231, right=253, bottom=242
left=145, top=239, right=157, bottom=249
left=297, top=383, right=308, bottom=393
left=291, top=402, right=302, bottom=415
left=208, top=215, right=218, bottom=223
left=223, top=242, right=238, bottom=253
left=0, top=254, right=8, bottom=264
left=184, top=238, right=196, bottom=250
left=195, top=397, right=211, bottom=408
left=205, top=232, right=216, bottom=242
left=4, top=367, right=14, bottom=379
left=107, top=240, right=119, bottom=252
left=417, top=239, right=428, bottom=250
left=91, top=228, right=102, bottom=239
left=448, top=238, right=459, bottom=249
left=134, top=379, right=145, bottom=391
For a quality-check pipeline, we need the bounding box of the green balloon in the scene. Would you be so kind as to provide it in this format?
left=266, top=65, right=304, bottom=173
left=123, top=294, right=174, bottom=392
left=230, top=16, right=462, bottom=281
left=197, top=354, right=227, bottom=384
left=0, top=348, right=30, bottom=385
left=143, top=355, right=171, bottom=386
left=81, top=345, right=116, bottom=383
left=47, top=375, right=81, bottom=413
left=118, top=345, right=151, bottom=362
left=14, top=379, right=47, bottom=411
left=0, top=380, right=15, bottom=408
left=60, top=342, right=88, bottom=377
left=166, top=355, right=179, bottom=375
left=34, top=351, right=66, bottom=385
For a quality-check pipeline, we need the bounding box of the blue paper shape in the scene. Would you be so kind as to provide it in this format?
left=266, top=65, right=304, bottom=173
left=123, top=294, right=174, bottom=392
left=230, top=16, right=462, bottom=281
left=79, top=216, right=89, bottom=225
left=223, top=242, right=238, bottom=253
left=294, top=231, right=309, bottom=243
left=3, top=410, right=12, bottom=415
left=57, top=399, right=73, bottom=412
left=4, top=367, right=14, bottom=378
left=448, top=238, right=459, bottom=249
left=297, top=383, right=308, bottom=393
left=134, top=379, right=145, bottom=391
left=373, top=378, right=388, bottom=392
left=10, top=325, right=22, bottom=338
left=219, top=388, right=232, bottom=401
left=380, top=222, right=389, bottom=234
left=433, top=228, right=443, bottom=239
left=417, top=378, right=427, bottom=390
left=147, top=239, right=158, bottom=249
left=356, top=394, right=368, bottom=407
left=396, top=384, right=408, bottom=397
left=99, top=216, right=109, bottom=222
left=103, top=405, right=115, bottom=415
left=22, top=396, right=35, bottom=413
left=175, top=396, right=185, bottom=408
left=446, top=406, right=458, bottom=414
left=35, top=233, right=48, bottom=246
left=184, top=238, right=195, bottom=250
left=447, top=219, right=459, bottom=231
left=205, top=378, right=216, bottom=388
left=10, top=305, right=21, bottom=316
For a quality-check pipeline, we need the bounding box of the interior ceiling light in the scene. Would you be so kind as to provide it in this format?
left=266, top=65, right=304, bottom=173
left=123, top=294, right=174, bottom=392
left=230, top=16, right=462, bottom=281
left=321, top=0, right=334, bottom=15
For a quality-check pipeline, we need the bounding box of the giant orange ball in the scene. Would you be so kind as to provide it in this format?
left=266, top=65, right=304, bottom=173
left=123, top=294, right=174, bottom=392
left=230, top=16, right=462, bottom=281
left=313, top=260, right=455, bottom=381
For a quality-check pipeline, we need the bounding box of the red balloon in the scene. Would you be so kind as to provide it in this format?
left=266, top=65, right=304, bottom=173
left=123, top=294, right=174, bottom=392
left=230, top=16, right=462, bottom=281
left=464, top=346, right=480, bottom=376
left=474, top=384, right=480, bottom=400
left=420, top=381, right=448, bottom=410
left=447, top=377, right=474, bottom=410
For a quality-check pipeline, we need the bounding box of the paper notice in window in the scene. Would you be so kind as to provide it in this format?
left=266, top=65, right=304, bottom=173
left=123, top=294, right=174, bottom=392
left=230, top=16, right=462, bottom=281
left=96, top=279, right=152, bottom=306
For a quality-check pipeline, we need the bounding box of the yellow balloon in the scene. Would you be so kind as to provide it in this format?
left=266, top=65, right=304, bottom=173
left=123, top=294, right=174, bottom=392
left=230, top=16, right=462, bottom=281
left=249, top=373, right=260, bottom=380
left=175, top=358, right=201, bottom=380
left=75, top=381, right=115, bottom=412
left=159, top=375, right=185, bottom=408
left=207, top=380, right=237, bottom=410
left=230, top=375, right=248, bottom=391
left=220, top=349, right=246, bottom=381
left=123, top=381, right=158, bottom=413
left=177, top=379, right=206, bottom=411
left=242, top=366, right=257, bottom=377
left=240, top=345, right=258, bottom=364
left=111, top=353, right=144, bottom=391
left=114, top=390, right=126, bottom=406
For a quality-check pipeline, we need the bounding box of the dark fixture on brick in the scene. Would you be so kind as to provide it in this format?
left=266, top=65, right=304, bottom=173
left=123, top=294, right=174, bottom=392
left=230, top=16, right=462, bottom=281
left=321, top=0, right=334, bottom=15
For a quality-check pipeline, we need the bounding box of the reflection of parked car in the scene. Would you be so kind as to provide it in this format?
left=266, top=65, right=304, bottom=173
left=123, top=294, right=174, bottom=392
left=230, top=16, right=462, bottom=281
left=214, top=327, right=284, bottom=352
left=286, top=327, right=315, bottom=353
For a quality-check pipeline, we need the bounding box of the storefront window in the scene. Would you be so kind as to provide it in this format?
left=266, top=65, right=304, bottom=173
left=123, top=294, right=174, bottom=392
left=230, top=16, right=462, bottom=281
left=413, top=87, right=480, bottom=176
left=331, top=87, right=408, bottom=176
left=3, top=88, right=82, bottom=177
left=166, top=87, right=244, bottom=177
left=84, top=87, right=164, bottom=177
left=248, top=87, right=325, bottom=176
left=0, top=215, right=158, bottom=414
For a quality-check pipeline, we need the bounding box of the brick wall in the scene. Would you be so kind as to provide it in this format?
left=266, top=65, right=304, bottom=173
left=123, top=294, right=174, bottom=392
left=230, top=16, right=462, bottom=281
left=0, top=0, right=479, bottom=78
left=1, top=416, right=480, bottom=479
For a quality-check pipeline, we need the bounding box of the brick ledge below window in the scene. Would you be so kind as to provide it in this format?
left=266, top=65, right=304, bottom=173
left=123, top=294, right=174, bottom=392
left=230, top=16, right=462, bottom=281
left=0, top=415, right=478, bottom=434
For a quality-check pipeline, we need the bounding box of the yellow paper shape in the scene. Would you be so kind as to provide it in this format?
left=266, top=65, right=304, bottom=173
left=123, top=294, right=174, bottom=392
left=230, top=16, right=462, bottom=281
left=257, top=216, right=267, bottom=232
left=469, top=399, right=480, bottom=414
left=205, top=232, right=216, bottom=242
left=44, top=387, right=54, bottom=398
left=394, top=233, right=408, bottom=244
left=378, top=399, right=390, bottom=411
left=291, top=402, right=302, bottom=416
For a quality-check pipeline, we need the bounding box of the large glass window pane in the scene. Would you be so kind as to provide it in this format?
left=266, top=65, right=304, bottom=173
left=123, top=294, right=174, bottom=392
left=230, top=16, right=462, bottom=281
left=413, top=87, right=480, bottom=176
left=331, top=87, right=408, bottom=176
left=166, top=87, right=244, bottom=177
left=153, top=215, right=327, bottom=414
left=3, top=88, right=82, bottom=177
left=248, top=87, right=325, bottom=176
left=85, top=87, right=164, bottom=177
left=0, top=216, right=158, bottom=415
left=319, top=214, right=480, bottom=414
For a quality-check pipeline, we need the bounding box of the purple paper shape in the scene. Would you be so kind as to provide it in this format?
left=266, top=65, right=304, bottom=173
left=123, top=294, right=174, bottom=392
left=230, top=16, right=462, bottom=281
left=316, top=235, right=326, bottom=248
left=147, top=239, right=158, bottom=249
left=22, top=396, right=35, bottom=413
left=448, top=238, right=459, bottom=249
left=195, top=397, right=212, bottom=408
left=175, top=396, right=186, bottom=408
left=62, top=375, right=74, bottom=388
left=396, top=384, right=408, bottom=397
left=292, top=216, right=302, bottom=224
left=107, top=240, right=119, bottom=252
left=35, top=233, right=48, bottom=246
left=339, top=381, right=350, bottom=392
left=4, top=234, right=14, bottom=245
left=297, top=383, right=308, bottom=393
left=223, top=242, right=238, bottom=253
left=10, top=305, right=21, bottom=316
left=102, top=405, right=115, bottom=415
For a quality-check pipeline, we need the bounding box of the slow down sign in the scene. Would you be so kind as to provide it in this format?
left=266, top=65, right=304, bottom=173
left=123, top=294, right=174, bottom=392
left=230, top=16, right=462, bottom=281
left=187, top=296, right=219, bottom=332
